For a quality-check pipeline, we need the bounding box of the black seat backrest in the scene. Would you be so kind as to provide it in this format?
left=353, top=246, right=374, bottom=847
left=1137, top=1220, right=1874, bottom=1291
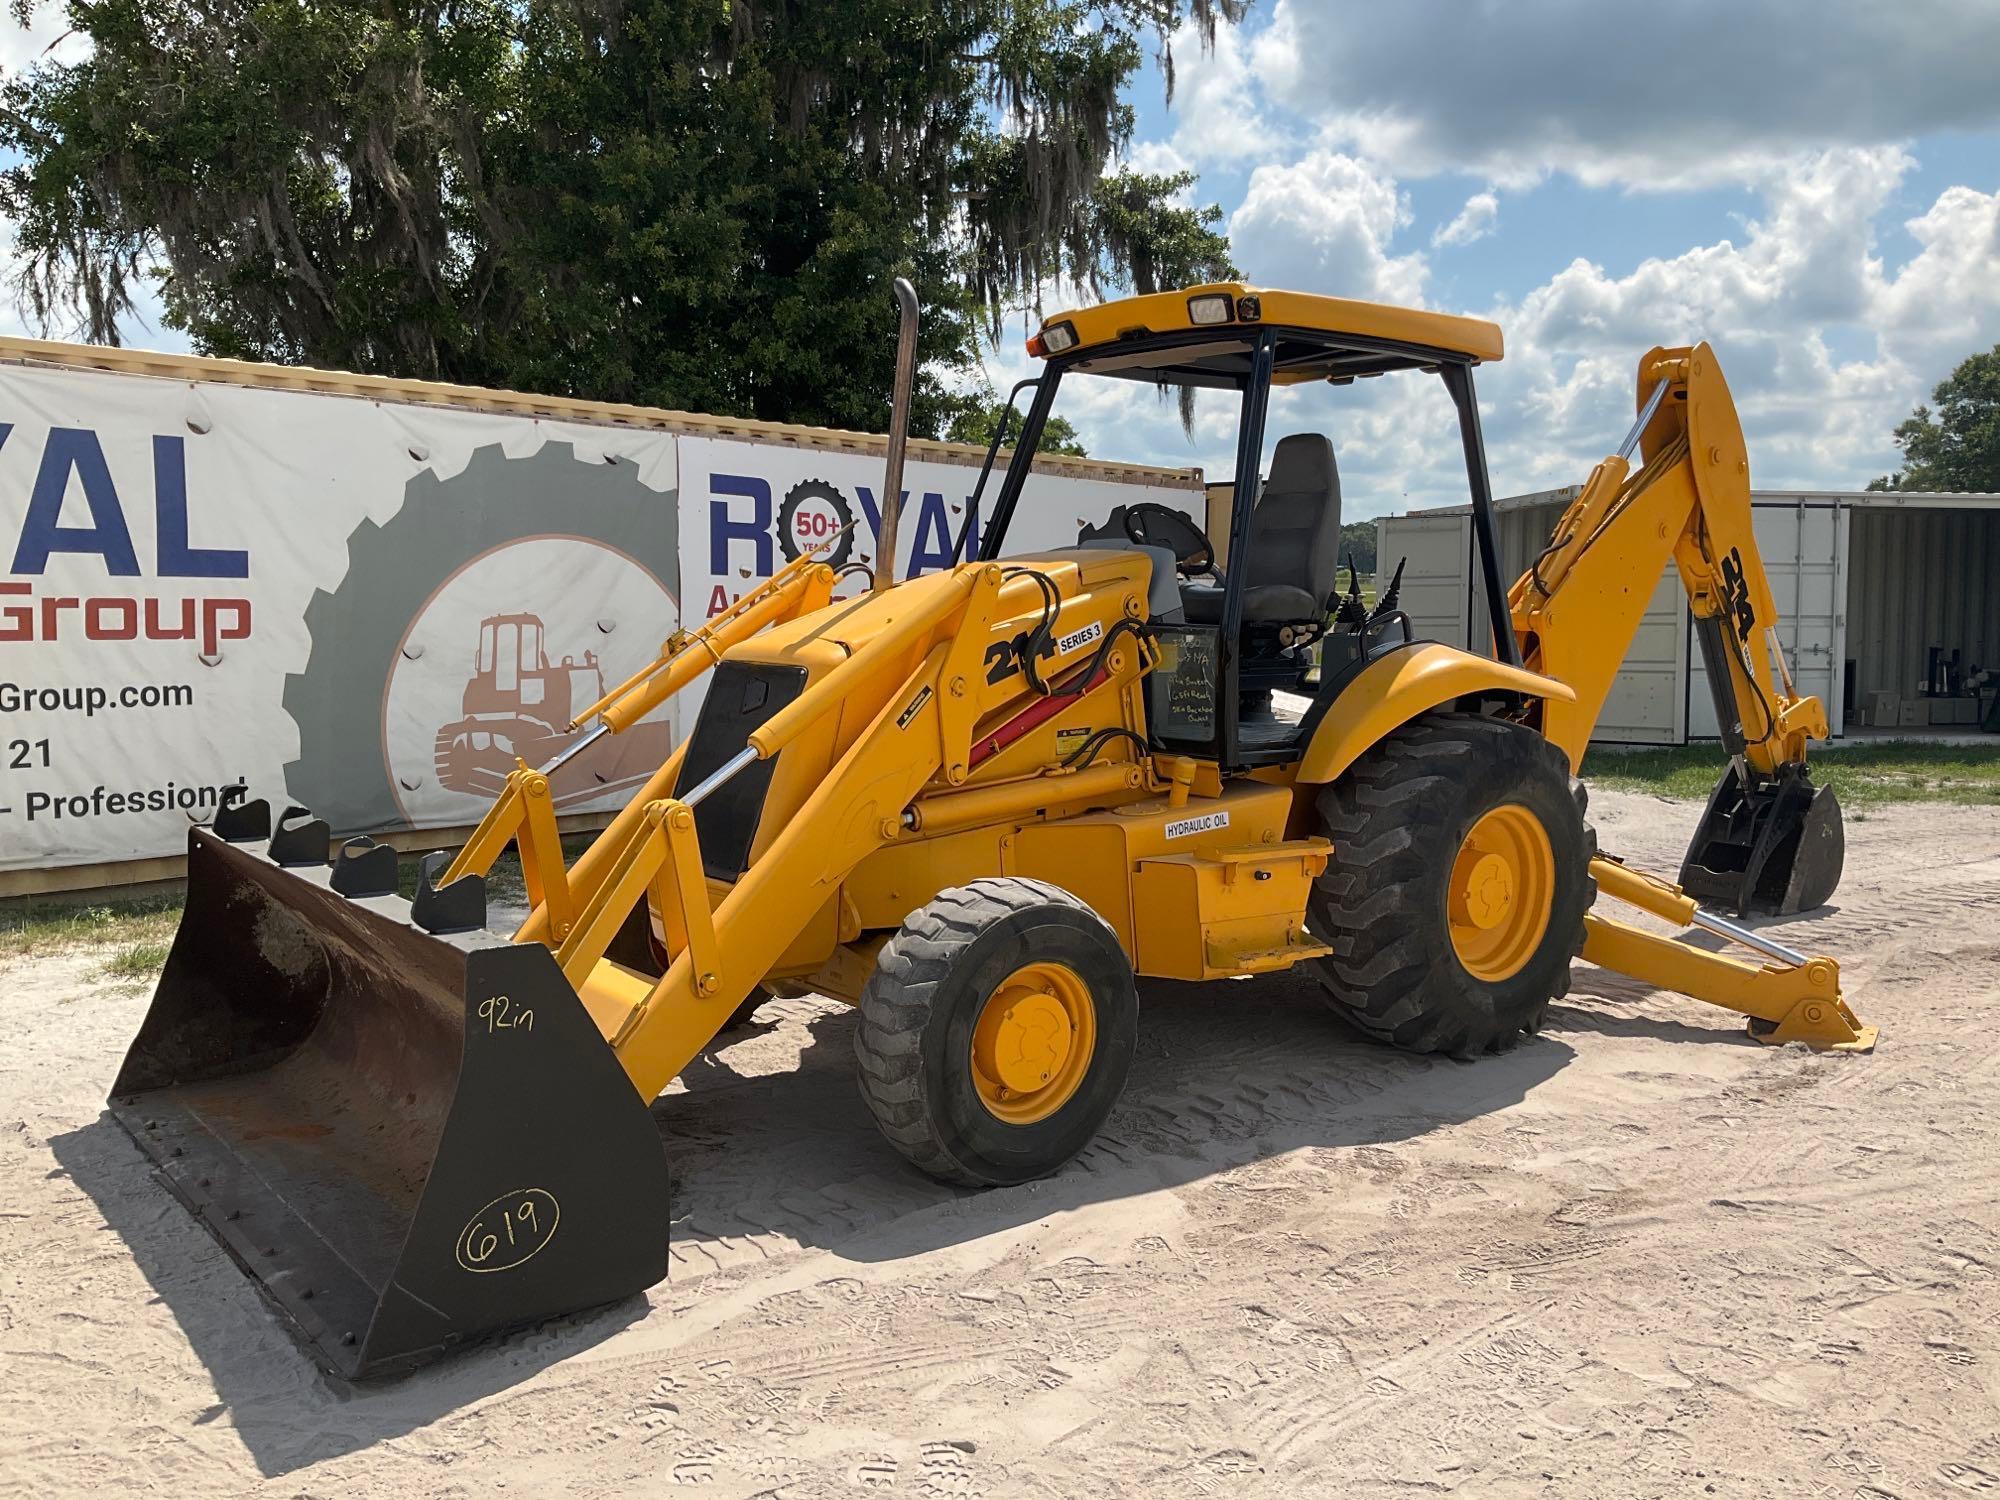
left=1244, top=433, right=1342, bottom=606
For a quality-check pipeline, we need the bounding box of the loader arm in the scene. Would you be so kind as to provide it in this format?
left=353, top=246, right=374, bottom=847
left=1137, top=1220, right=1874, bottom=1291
left=589, top=564, right=1004, bottom=1096
left=1507, top=343, right=1844, bottom=918
left=440, top=555, right=1163, bottom=1100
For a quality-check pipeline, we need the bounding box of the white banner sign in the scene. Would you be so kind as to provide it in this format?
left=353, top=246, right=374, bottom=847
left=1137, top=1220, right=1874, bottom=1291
left=0, top=365, right=683, bottom=872
left=0, top=361, right=1199, bottom=876
left=677, top=435, right=1198, bottom=620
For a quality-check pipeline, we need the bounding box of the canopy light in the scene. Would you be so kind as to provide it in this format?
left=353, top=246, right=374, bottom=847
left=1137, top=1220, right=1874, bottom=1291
left=1039, top=320, right=1079, bottom=355
left=1187, top=293, right=1234, bottom=326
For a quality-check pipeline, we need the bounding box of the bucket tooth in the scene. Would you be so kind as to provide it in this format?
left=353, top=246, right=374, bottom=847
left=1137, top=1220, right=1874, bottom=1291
left=268, top=806, right=332, bottom=867
left=213, top=790, right=272, bottom=844
left=108, top=828, right=670, bottom=1379
left=330, top=837, right=399, bottom=898
left=412, top=850, right=486, bottom=934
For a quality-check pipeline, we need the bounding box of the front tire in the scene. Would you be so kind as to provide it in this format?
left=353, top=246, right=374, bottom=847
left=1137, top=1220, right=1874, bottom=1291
left=855, top=878, right=1138, bottom=1187
left=1308, top=712, right=1594, bottom=1055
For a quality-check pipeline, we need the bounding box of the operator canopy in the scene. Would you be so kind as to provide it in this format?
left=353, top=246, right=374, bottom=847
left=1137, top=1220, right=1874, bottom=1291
left=1027, top=282, right=1504, bottom=387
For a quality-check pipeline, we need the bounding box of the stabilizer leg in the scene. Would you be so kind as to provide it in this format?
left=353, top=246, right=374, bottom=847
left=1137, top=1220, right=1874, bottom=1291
left=1586, top=855, right=1875, bottom=1052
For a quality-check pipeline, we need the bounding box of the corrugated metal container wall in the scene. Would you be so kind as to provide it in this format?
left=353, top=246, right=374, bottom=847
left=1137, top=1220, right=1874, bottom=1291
left=1846, top=505, right=2000, bottom=701
left=1373, top=496, right=1569, bottom=651
left=1493, top=497, right=1570, bottom=582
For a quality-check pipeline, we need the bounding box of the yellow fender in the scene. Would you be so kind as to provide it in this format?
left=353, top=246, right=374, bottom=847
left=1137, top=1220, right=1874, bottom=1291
left=1295, top=643, right=1576, bottom=785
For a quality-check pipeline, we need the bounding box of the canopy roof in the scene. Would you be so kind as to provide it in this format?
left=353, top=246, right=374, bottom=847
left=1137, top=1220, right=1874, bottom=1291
left=1033, top=282, right=1504, bottom=389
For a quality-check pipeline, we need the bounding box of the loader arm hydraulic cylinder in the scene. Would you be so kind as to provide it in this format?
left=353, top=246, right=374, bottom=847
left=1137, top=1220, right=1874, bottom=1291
left=577, top=562, right=1008, bottom=1096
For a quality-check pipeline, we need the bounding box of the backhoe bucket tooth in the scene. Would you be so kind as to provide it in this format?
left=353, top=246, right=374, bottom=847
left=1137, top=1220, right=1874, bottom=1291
left=412, top=849, right=486, bottom=934
left=1679, top=762, right=1844, bottom=917
left=268, top=805, right=331, bottom=866
left=108, top=828, right=669, bottom=1380
left=330, top=837, right=398, bottom=898
left=212, top=791, right=271, bottom=844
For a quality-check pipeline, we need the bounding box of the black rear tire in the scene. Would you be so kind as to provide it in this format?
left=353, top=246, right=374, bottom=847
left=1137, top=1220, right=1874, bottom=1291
left=855, top=878, right=1138, bottom=1187
left=1308, top=712, right=1595, bottom=1055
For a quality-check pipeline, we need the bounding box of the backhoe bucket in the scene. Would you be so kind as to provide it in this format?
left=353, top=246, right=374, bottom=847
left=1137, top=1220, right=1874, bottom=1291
left=109, top=815, right=670, bottom=1380
left=1679, top=761, right=1844, bottom=917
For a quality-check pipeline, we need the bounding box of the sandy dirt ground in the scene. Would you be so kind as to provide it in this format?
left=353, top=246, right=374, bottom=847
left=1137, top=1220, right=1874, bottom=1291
left=2, top=788, right=1997, bottom=1498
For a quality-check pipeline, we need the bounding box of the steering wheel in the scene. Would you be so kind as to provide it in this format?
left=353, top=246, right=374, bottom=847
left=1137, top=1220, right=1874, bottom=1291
left=1121, top=502, right=1217, bottom=578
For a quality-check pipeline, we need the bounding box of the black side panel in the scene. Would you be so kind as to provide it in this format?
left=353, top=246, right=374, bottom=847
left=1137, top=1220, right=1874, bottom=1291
left=674, top=662, right=809, bottom=881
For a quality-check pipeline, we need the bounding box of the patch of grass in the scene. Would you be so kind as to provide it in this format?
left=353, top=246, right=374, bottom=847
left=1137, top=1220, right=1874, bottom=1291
left=2, top=832, right=606, bottom=965
left=101, top=940, right=173, bottom=982
left=0, top=895, right=184, bottom=963
left=1587, top=740, right=2000, bottom=807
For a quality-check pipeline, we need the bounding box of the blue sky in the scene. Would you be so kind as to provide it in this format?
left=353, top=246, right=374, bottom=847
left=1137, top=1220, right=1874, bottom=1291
left=7, top=1, right=1999, bottom=517
left=1006, top=1, right=2000, bottom=514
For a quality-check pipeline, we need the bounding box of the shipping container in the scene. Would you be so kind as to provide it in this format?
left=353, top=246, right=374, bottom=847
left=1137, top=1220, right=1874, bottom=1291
left=1377, top=489, right=2000, bottom=747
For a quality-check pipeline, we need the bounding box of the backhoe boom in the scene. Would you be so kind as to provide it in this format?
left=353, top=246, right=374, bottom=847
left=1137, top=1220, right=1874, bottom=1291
left=1507, top=343, right=1844, bottom=917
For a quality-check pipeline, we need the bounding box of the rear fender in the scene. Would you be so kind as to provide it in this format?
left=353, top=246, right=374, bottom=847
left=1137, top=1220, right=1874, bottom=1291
left=1295, top=643, right=1575, bottom=785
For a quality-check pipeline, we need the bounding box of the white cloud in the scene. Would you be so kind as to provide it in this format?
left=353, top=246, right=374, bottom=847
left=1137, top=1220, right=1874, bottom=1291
left=1250, top=0, right=2000, bottom=187
left=1, top=10, right=88, bottom=74
left=1228, top=149, right=1427, bottom=306
left=1482, top=148, right=2000, bottom=497
left=1432, top=191, right=1498, bottom=248
left=1121, top=138, right=1194, bottom=182
left=1870, top=184, right=2000, bottom=380
left=988, top=144, right=2000, bottom=519
left=1161, top=19, right=1274, bottom=168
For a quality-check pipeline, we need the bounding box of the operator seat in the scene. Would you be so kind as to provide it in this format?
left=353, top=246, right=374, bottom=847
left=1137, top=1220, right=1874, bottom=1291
left=1184, top=432, right=1343, bottom=624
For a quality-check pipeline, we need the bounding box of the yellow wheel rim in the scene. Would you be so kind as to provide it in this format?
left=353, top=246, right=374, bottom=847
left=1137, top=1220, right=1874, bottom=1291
left=1447, top=804, right=1556, bottom=982
left=971, top=961, right=1097, bottom=1125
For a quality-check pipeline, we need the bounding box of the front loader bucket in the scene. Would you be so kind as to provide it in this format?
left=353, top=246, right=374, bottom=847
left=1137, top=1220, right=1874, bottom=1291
left=1679, top=761, right=1845, bottom=917
left=109, top=820, right=670, bottom=1380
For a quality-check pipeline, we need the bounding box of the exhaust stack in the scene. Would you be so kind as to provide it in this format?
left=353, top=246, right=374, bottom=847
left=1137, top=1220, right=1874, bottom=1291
left=873, top=276, right=921, bottom=593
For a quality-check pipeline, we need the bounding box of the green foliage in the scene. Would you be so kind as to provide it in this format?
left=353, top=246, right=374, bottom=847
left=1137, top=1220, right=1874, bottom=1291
left=1588, top=741, right=2000, bottom=808
left=945, top=393, right=1087, bottom=455
left=1339, top=519, right=1377, bottom=574
left=100, top=940, right=172, bottom=981
left=1, top=0, right=1240, bottom=436
left=1867, top=344, right=2000, bottom=493
left=0, top=894, right=181, bottom=962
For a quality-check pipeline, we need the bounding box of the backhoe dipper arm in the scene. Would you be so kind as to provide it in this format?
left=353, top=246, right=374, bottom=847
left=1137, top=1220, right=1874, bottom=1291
left=1510, top=343, right=1824, bottom=772
left=1508, top=343, right=1844, bottom=918
left=1499, top=344, right=1867, bottom=1046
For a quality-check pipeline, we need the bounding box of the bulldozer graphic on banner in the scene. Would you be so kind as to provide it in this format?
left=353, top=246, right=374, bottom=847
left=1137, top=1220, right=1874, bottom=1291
left=433, top=612, right=675, bottom=805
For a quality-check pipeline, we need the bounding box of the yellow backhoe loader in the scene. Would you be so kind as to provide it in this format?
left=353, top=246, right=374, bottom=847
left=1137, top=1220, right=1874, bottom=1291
left=108, top=280, right=1872, bottom=1378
